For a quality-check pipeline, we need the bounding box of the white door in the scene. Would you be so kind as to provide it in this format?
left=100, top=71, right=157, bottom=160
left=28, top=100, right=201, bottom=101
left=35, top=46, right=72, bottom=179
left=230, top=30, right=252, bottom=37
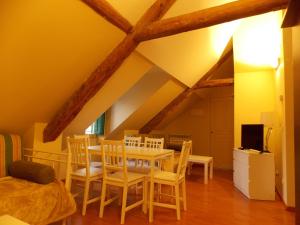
left=210, top=96, right=234, bottom=169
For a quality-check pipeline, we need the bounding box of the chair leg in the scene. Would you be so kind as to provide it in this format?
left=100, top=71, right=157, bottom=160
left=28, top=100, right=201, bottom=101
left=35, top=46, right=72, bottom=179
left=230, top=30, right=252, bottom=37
left=182, top=179, right=187, bottom=211
left=118, top=187, right=123, bottom=206
left=188, top=162, right=192, bottom=175
left=149, top=181, right=155, bottom=223
left=82, top=179, right=90, bottom=216
left=99, top=181, right=107, bottom=218
left=142, top=180, right=147, bottom=214
left=144, top=180, right=148, bottom=213
left=175, top=184, right=181, bottom=220
left=158, top=184, right=162, bottom=201
left=121, top=185, right=128, bottom=224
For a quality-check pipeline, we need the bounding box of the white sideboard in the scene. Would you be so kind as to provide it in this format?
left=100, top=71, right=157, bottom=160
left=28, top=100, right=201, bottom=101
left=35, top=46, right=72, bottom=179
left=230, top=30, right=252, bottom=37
left=233, top=149, right=275, bottom=200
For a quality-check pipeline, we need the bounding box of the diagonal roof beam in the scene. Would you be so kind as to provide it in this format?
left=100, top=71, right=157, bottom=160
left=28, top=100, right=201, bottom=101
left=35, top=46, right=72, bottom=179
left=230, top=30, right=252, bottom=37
left=139, top=39, right=233, bottom=134
left=135, top=0, right=289, bottom=41
left=82, top=0, right=133, bottom=33
left=192, top=78, right=234, bottom=89
left=43, top=0, right=176, bottom=142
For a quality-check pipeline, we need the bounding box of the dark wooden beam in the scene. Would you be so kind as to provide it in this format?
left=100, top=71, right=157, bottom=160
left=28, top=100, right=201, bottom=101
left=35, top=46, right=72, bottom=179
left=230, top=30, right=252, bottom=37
left=192, top=78, right=234, bottom=90
left=43, top=0, right=176, bottom=142
left=135, top=0, right=289, bottom=41
left=82, top=0, right=133, bottom=33
left=140, top=39, right=233, bottom=134
left=282, top=0, right=300, bottom=28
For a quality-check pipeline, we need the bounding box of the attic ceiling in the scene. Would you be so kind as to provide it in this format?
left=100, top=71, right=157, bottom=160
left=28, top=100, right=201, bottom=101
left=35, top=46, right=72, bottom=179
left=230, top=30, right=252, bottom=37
left=0, top=0, right=287, bottom=138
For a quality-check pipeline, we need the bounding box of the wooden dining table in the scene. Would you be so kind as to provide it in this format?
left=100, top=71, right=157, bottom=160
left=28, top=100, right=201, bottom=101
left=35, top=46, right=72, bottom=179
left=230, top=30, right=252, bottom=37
left=88, top=145, right=175, bottom=211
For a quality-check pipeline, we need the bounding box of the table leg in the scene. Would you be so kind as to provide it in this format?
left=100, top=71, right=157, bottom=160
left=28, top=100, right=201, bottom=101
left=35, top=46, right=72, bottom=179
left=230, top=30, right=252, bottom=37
left=210, top=159, right=213, bottom=179
left=204, top=163, right=208, bottom=184
left=149, top=158, right=155, bottom=223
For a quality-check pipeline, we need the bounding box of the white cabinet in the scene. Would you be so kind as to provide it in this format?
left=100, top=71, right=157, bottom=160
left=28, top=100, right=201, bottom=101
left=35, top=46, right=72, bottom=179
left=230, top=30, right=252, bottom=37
left=233, top=149, right=275, bottom=200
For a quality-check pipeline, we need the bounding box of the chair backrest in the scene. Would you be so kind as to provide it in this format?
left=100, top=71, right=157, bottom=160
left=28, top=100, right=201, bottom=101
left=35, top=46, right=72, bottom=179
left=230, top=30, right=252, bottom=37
left=176, top=141, right=192, bottom=179
left=74, top=134, right=91, bottom=146
left=124, top=136, right=142, bottom=147
left=144, top=137, right=164, bottom=149
left=67, top=136, right=90, bottom=175
left=101, top=140, right=127, bottom=182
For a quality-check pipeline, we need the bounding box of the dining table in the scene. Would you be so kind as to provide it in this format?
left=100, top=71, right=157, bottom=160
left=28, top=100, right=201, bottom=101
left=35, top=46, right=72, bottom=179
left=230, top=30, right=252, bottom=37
left=88, top=145, right=175, bottom=210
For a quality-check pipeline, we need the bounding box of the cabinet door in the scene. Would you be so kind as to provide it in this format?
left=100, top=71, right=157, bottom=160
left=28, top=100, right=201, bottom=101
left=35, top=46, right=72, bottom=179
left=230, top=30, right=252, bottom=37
left=233, top=151, right=249, bottom=197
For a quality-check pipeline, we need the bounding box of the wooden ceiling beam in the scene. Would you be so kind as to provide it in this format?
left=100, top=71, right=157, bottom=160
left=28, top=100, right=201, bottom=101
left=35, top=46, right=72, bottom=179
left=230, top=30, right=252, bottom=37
left=82, top=0, right=133, bottom=33
left=135, top=0, right=289, bottom=41
left=192, top=78, right=234, bottom=90
left=43, top=0, right=176, bottom=142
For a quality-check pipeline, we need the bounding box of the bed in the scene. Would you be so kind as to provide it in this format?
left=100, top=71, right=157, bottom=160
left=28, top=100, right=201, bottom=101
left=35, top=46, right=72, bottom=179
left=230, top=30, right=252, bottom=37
left=0, top=176, right=76, bottom=225
left=0, top=137, right=76, bottom=225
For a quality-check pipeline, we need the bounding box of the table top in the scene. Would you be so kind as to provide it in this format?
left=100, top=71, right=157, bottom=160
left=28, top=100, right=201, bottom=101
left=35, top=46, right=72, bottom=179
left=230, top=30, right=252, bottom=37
left=89, top=145, right=174, bottom=159
left=0, top=215, right=29, bottom=225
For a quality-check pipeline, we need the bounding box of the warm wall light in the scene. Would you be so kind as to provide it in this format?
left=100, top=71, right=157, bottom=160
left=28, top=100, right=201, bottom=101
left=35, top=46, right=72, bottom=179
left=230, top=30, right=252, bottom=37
left=211, top=20, right=240, bottom=56
left=234, top=11, right=282, bottom=70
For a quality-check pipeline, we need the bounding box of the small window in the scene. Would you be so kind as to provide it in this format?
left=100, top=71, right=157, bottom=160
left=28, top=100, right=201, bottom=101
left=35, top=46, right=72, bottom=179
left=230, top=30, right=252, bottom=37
left=85, top=113, right=105, bottom=135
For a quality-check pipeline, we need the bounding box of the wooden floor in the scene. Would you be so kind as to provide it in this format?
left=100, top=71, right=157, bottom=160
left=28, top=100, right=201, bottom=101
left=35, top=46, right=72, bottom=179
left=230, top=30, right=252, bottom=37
left=68, top=167, right=295, bottom=225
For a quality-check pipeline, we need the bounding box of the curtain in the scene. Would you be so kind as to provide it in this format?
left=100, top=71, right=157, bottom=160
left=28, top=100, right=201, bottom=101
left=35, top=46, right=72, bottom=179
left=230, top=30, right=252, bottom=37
left=91, top=113, right=105, bottom=135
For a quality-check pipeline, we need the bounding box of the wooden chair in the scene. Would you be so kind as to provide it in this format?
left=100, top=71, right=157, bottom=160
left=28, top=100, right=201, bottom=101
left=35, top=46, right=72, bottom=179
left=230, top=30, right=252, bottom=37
left=67, top=137, right=102, bottom=216
left=149, top=140, right=192, bottom=222
left=124, top=136, right=142, bottom=147
left=144, top=137, right=164, bottom=149
left=144, top=137, right=165, bottom=168
left=99, top=140, right=147, bottom=224
left=74, top=134, right=101, bottom=167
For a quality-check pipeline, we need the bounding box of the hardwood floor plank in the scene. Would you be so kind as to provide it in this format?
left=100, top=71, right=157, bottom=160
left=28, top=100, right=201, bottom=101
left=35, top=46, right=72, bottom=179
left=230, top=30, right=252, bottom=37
left=68, top=168, right=295, bottom=225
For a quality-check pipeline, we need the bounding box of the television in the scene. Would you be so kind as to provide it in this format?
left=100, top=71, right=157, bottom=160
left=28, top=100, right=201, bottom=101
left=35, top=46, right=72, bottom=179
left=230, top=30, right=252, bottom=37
left=241, top=124, right=264, bottom=151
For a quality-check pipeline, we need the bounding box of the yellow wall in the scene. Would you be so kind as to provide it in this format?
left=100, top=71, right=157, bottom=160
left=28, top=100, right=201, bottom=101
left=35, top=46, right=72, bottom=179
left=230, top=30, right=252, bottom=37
left=23, top=123, right=62, bottom=151
left=282, top=27, right=295, bottom=207
left=22, top=123, right=64, bottom=178
left=234, top=70, right=276, bottom=147
left=233, top=10, right=295, bottom=206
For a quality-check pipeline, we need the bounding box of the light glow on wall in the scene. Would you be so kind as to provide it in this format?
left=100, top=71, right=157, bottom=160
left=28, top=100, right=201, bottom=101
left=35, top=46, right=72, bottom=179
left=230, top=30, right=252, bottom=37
left=234, top=11, right=282, bottom=70
left=211, top=20, right=241, bottom=56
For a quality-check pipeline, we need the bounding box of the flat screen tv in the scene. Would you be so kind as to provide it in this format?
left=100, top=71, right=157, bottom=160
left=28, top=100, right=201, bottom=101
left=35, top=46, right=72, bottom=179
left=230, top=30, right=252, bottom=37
left=241, top=124, right=264, bottom=151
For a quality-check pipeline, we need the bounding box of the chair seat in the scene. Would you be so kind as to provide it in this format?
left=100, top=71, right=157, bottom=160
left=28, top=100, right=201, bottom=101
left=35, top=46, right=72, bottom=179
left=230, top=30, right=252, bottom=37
left=127, top=164, right=160, bottom=174
left=107, top=171, right=145, bottom=183
left=153, top=171, right=179, bottom=182
left=91, top=161, right=102, bottom=167
left=71, top=167, right=102, bottom=177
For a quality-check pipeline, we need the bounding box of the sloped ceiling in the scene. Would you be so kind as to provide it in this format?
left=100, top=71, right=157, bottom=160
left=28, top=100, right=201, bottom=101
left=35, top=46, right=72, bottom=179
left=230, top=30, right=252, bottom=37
left=0, top=0, right=237, bottom=136
left=108, top=0, right=236, bottom=87
left=0, top=0, right=125, bottom=134
left=136, top=0, right=237, bottom=87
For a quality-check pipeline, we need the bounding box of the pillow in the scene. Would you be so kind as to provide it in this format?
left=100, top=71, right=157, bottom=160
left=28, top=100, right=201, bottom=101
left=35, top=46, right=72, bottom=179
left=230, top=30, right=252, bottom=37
left=8, top=160, right=55, bottom=184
